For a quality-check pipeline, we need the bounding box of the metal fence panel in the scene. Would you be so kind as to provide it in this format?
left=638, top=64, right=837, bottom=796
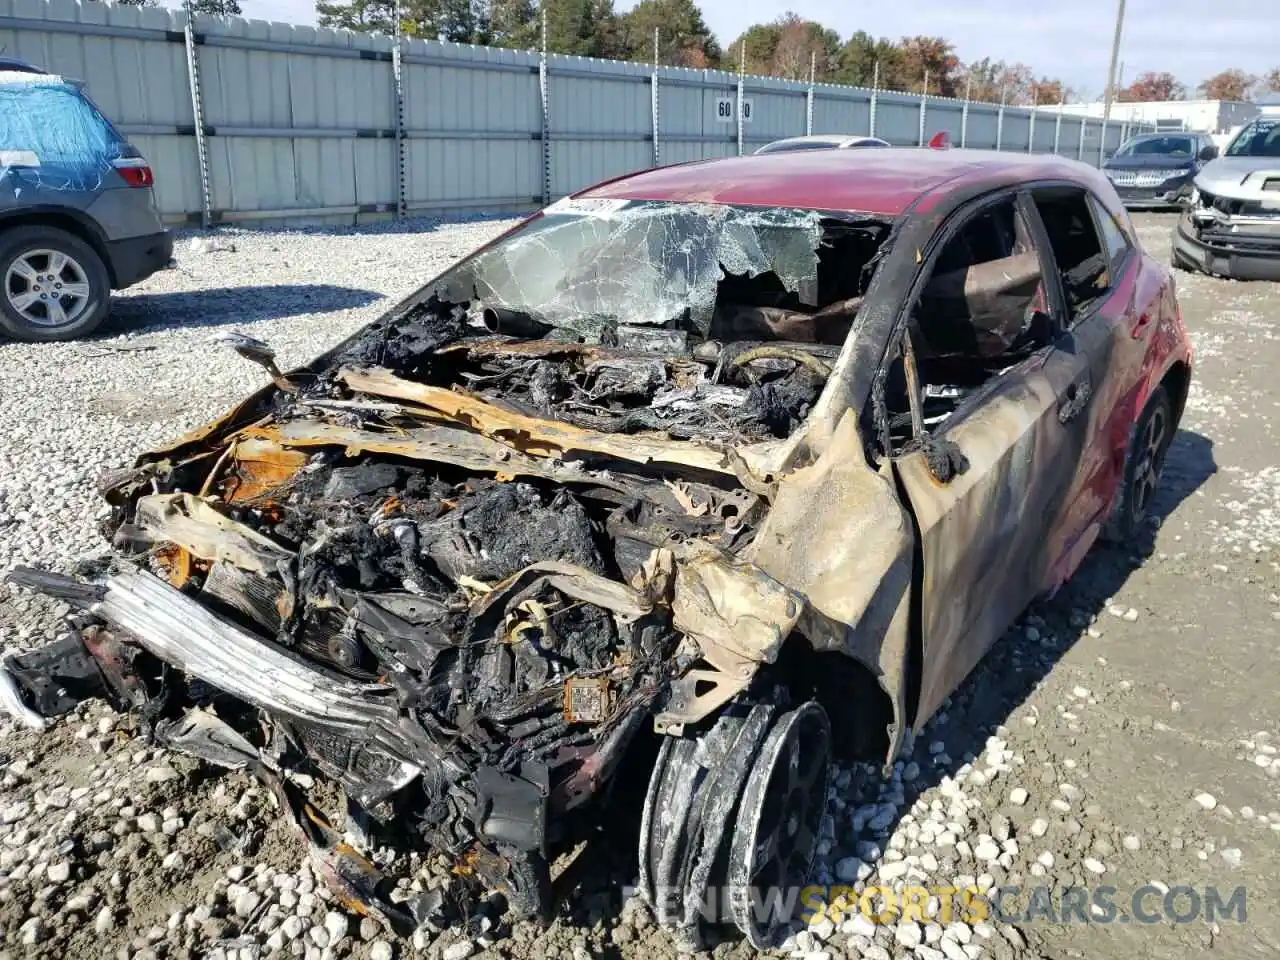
left=811, top=89, right=871, bottom=138
left=873, top=92, right=923, bottom=145
left=0, top=0, right=1158, bottom=224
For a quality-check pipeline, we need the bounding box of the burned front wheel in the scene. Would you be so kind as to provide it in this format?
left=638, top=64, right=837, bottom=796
left=727, top=702, right=832, bottom=948
left=638, top=699, right=831, bottom=949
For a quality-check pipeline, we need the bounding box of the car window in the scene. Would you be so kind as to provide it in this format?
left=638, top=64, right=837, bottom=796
left=0, top=76, right=124, bottom=190
left=1226, top=118, right=1280, bottom=157
left=1029, top=187, right=1111, bottom=324
left=1116, top=136, right=1194, bottom=158
left=1087, top=195, right=1130, bottom=273
left=880, top=194, right=1055, bottom=451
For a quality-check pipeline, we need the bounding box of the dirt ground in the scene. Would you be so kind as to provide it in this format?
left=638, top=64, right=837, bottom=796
left=0, top=212, right=1277, bottom=960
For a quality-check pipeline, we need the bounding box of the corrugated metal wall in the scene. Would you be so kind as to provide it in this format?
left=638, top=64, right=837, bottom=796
left=0, top=0, right=1156, bottom=226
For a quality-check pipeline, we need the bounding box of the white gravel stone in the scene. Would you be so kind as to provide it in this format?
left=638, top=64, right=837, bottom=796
left=1221, top=848, right=1243, bottom=868
left=1009, top=788, right=1028, bottom=806
left=1, top=802, right=30, bottom=824
left=46, top=861, right=71, bottom=883
left=973, top=839, right=1000, bottom=861
left=234, top=890, right=262, bottom=918
left=1030, top=817, right=1050, bottom=837
left=895, top=921, right=923, bottom=948
left=323, top=911, right=349, bottom=942
left=1123, top=835, right=1141, bottom=851
left=442, top=941, right=476, bottom=960
left=369, top=942, right=394, bottom=960
left=1083, top=857, right=1107, bottom=874
left=1194, top=792, right=1218, bottom=810
left=94, top=906, right=115, bottom=934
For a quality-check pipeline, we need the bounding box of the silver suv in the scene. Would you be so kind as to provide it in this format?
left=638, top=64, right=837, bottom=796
left=0, top=60, right=172, bottom=341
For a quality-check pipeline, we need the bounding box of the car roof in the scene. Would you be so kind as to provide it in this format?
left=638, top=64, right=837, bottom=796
left=577, top=147, right=1098, bottom=217
left=757, top=134, right=887, bottom=152
left=1128, top=132, right=1195, bottom=141
left=0, top=57, right=45, bottom=74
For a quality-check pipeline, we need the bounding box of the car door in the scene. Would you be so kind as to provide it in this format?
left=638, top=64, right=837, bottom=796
left=885, top=190, right=1096, bottom=728
left=1023, top=186, right=1157, bottom=584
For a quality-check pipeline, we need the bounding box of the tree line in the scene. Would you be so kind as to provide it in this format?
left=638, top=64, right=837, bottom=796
left=1119, top=68, right=1280, bottom=103
left=104, top=0, right=1280, bottom=106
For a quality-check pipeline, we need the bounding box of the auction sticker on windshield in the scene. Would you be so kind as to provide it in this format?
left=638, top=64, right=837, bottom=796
left=545, top=197, right=631, bottom=218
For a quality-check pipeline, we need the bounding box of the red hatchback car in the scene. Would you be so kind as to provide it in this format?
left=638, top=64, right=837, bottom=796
left=4, top=148, right=1191, bottom=946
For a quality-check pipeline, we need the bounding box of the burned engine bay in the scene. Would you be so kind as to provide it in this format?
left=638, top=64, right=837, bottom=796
left=2, top=200, right=895, bottom=934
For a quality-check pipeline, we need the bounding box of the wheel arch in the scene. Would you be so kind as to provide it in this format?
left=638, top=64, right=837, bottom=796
left=0, top=207, right=117, bottom=286
left=1159, top=357, right=1192, bottom=430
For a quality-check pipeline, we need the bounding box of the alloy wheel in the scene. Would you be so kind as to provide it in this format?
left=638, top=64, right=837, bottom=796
left=4, top=248, right=93, bottom=328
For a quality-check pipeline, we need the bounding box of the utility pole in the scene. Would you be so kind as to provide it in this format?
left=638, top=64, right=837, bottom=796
left=1103, top=0, right=1126, bottom=122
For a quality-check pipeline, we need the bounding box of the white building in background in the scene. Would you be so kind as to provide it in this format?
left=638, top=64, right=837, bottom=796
left=1057, top=99, right=1259, bottom=136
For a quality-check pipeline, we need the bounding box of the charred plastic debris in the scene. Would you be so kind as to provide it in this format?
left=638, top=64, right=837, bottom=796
left=2, top=201, right=898, bottom=945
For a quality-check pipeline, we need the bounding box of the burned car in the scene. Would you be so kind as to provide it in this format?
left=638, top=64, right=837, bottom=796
left=1, top=148, right=1193, bottom=947
left=1173, top=116, right=1280, bottom=280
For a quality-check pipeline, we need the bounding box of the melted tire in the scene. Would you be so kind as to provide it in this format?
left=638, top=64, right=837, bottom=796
left=727, top=701, right=832, bottom=948
left=637, top=702, right=778, bottom=944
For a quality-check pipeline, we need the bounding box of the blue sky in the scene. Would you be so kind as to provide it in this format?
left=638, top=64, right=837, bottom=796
left=216, top=0, right=1277, bottom=98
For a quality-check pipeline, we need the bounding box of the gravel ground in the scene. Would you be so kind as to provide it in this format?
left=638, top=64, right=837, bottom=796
left=0, top=213, right=1278, bottom=960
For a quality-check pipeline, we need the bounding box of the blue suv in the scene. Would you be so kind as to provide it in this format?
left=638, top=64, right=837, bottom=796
left=0, top=59, right=172, bottom=341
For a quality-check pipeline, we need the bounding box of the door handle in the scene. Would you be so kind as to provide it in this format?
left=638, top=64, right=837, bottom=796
left=1058, top=377, right=1092, bottom=424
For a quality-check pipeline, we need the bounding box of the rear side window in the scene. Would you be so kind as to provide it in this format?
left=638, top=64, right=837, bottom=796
left=0, top=77, right=124, bottom=189
left=1088, top=195, right=1130, bottom=272
left=1030, top=187, right=1110, bottom=322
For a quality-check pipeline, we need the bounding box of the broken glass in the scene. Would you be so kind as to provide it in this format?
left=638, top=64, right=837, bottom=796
left=432, top=200, right=826, bottom=339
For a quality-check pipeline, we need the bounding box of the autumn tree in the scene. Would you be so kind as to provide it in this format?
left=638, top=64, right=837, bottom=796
left=1029, top=77, right=1066, bottom=105
left=895, top=36, right=960, bottom=96
left=958, top=59, right=1036, bottom=103
left=620, top=0, right=719, bottom=67
left=1262, top=68, right=1280, bottom=94
left=1199, top=68, right=1255, bottom=101
left=1118, top=71, right=1185, bottom=102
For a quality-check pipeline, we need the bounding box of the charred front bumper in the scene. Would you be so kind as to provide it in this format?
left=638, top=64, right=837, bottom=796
left=1173, top=204, right=1280, bottom=280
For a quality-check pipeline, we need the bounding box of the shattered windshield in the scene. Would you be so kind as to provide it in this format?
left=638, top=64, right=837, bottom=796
left=1226, top=119, right=1280, bottom=158
left=433, top=199, right=838, bottom=340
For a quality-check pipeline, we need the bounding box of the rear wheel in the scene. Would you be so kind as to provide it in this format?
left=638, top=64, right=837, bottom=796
left=1102, top=385, right=1173, bottom=544
left=0, top=226, right=110, bottom=342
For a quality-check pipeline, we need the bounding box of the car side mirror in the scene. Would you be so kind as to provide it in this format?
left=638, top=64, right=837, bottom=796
left=1199, top=145, right=1219, bottom=161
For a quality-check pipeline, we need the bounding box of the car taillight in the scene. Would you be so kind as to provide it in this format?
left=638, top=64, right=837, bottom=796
left=113, top=157, right=154, bottom=188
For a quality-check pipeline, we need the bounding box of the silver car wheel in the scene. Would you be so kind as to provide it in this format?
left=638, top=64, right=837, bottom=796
left=4, top=248, right=93, bottom=328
